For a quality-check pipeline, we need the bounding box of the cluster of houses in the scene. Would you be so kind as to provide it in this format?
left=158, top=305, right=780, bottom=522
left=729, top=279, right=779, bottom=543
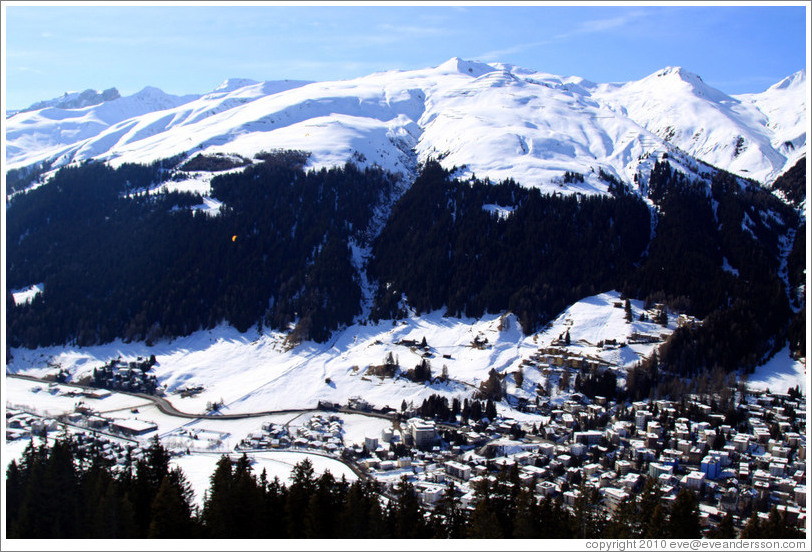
left=6, top=406, right=153, bottom=467
left=237, top=414, right=345, bottom=454
left=6, top=408, right=61, bottom=441
left=6, top=396, right=158, bottom=443
left=346, top=386, right=806, bottom=536
left=91, top=357, right=160, bottom=395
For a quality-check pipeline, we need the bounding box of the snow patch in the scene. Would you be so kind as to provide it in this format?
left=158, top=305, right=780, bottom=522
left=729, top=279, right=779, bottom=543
left=721, top=257, right=739, bottom=277
left=11, top=283, right=44, bottom=306
left=746, top=347, right=806, bottom=394
left=482, top=203, right=516, bottom=220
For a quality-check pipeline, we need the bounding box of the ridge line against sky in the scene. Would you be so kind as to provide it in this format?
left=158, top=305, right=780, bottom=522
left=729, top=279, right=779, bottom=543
left=1, top=1, right=809, bottom=111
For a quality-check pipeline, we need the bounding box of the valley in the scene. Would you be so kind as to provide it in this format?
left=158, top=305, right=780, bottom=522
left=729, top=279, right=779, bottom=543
left=4, top=56, right=807, bottom=540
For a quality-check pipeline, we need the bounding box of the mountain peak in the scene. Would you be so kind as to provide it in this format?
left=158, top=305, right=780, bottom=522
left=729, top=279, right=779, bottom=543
left=19, top=87, right=121, bottom=113
left=653, top=66, right=704, bottom=83
left=643, top=66, right=731, bottom=103
left=436, top=57, right=496, bottom=77
left=767, top=69, right=806, bottom=92
left=135, top=85, right=167, bottom=96
left=212, top=78, right=261, bottom=94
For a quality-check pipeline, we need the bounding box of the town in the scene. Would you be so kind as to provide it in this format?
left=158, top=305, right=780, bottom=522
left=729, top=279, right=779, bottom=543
left=5, top=339, right=806, bottom=539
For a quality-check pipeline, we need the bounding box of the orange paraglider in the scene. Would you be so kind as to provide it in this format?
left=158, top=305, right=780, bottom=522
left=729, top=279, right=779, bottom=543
left=232, top=235, right=237, bottom=242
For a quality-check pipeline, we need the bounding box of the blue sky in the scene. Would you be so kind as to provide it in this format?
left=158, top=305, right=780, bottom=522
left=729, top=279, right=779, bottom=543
left=3, top=3, right=808, bottom=110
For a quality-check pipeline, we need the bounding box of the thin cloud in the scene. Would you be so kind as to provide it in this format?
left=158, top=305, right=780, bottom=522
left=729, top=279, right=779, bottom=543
left=478, top=40, right=552, bottom=62
left=376, top=23, right=449, bottom=38
left=555, top=10, right=648, bottom=40
left=12, top=66, right=45, bottom=75
left=75, top=35, right=185, bottom=47
left=328, top=23, right=455, bottom=49
left=477, top=9, right=649, bottom=62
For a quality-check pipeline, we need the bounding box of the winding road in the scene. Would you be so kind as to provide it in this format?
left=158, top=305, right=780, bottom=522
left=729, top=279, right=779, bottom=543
left=6, top=373, right=395, bottom=421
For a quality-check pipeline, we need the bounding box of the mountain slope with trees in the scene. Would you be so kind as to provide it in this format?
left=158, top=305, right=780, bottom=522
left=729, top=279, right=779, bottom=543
left=6, top=150, right=802, bottom=386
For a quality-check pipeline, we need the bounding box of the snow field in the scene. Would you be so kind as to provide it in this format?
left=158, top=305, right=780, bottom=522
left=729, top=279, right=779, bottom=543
left=170, top=451, right=358, bottom=508
left=8, top=291, right=676, bottom=421
left=7, top=58, right=803, bottom=193
left=746, top=346, right=807, bottom=394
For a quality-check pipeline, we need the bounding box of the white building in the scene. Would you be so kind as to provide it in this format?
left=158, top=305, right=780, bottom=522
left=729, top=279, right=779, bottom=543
left=445, top=460, right=472, bottom=481
left=683, top=471, right=706, bottom=491
left=602, top=487, right=629, bottom=513
left=408, top=418, right=438, bottom=449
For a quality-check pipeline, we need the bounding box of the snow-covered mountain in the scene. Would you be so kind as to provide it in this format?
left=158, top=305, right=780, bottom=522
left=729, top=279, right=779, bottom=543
left=6, top=86, right=202, bottom=170
left=7, top=87, right=122, bottom=117
left=5, top=58, right=806, bottom=191
left=591, top=66, right=807, bottom=183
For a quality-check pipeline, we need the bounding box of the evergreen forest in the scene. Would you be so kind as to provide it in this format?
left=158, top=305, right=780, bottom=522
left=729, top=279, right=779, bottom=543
left=6, top=152, right=805, bottom=386
left=5, top=437, right=804, bottom=539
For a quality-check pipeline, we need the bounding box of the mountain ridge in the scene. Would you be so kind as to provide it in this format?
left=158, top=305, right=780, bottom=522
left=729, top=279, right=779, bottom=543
left=6, top=58, right=805, bottom=190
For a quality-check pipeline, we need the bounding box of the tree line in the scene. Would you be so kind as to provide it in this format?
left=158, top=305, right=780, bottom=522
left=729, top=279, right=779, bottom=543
left=6, top=437, right=803, bottom=539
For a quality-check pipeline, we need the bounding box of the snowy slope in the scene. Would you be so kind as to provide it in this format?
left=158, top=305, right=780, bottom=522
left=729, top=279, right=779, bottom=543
left=735, top=70, right=808, bottom=176
left=6, top=58, right=804, bottom=192
left=592, top=67, right=806, bottom=183
left=746, top=346, right=806, bottom=394
left=7, top=291, right=677, bottom=417
left=11, top=87, right=121, bottom=115
left=6, top=86, right=201, bottom=169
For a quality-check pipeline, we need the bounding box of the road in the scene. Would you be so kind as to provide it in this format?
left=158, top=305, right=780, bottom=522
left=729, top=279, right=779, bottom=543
left=7, top=373, right=396, bottom=421
left=6, top=372, right=391, bottom=487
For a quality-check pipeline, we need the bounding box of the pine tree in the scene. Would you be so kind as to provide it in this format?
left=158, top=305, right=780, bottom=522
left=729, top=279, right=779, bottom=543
left=707, top=511, right=736, bottom=539
left=338, top=480, right=374, bottom=538
left=389, top=476, right=429, bottom=538
left=131, top=435, right=171, bottom=535
left=435, top=482, right=466, bottom=538
left=230, top=454, right=266, bottom=538
left=604, top=493, right=638, bottom=538
left=668, top=488, right=701, bottom=538
left=201, top=455, right=234, bottom=537
left=571, top=483, right=606, bottom=538
left=740, top=511, right=763, bottom=539
left=761, top=507, right=804, bottom=538
left=645, top=502, right=668, bottom=538
left=285, top=458, right=317, bottom=537
left=467, top=498, right=504, bottom=538
left=486, top=398, right=497, bottom=421
left=5, top=460, right=24, bottom=534
left=148, top=469, right=197, bottom=538
left=512, top=486, right=540, bottom=538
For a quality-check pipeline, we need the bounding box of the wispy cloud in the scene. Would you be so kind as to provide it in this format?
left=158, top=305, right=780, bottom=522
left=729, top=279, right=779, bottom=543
left=376, top=23, right=449, bottom=38
left=554, top=10, right=648, bottom=40
left=478, top=40, right=552, bottom=62
left=11, top=66, right=46, bottom=75
left=75, top=35, right=185, bottom=47
left=478, top=9, right=650, bottom=62
left=323, top=22, right=454, bottom=49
